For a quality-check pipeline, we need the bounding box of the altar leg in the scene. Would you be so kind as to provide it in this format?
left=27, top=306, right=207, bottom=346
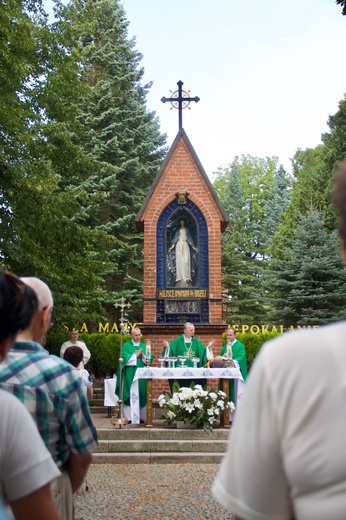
left=220, top=378, right=231, bottom=429
left=146, top=379, right=153, bottom=428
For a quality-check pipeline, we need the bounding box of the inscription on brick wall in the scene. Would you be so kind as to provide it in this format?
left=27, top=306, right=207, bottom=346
left=157, top=289, right=208, bottom=298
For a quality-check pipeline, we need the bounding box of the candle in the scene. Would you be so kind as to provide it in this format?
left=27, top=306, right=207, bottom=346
left=226, top=340, right=233, bottom=360
left=146, top=340, right=151, bottom=358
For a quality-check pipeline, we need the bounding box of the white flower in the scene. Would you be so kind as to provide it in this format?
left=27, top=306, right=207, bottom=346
left=167, top=410, right=176, bottom=419
left=209, top=392, right=218, bottom=400
left=194, top=398, right=203, bottom=409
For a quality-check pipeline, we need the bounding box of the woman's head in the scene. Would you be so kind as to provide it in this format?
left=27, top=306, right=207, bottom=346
left=178, top=218, right=187, bottom=228
left=0, top=269, right=38, bottom=358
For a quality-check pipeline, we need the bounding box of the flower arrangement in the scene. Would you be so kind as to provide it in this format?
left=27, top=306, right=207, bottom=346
left=158, top=384, right=235, bottom=431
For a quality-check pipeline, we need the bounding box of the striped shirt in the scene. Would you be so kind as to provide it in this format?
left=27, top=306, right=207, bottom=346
left=0, top=341, right=98, bottom=467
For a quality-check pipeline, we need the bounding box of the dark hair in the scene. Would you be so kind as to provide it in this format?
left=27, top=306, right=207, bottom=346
left=331, top=160, right=346, bottom=245
left=0, top=268, right=38, bottom=342
left=63, top=346, right=83, bottom=368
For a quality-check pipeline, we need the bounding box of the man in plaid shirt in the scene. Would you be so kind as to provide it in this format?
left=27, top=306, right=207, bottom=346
left=0, top=277, right=98, bottom=520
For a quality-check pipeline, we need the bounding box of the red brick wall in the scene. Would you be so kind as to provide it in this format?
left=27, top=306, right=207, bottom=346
left=140, top=136, right=225, bottom=324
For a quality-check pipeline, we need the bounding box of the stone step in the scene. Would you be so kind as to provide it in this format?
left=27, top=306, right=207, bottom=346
left=89, top=398, right=104, bottom=406
left=92, top=452, right=225, bottom=464
left=95, top=439, right=227, bottom=453
left=91, top=426, right=230, bottom=464
left=96, top=427, right=229, bottom=440
left=90, top=406, right=107, bottom=414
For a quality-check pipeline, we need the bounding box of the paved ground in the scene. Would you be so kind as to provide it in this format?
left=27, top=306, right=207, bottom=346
left=74, top=413, right=234, bottom=519
left=75, top=463, right=234, bottom=520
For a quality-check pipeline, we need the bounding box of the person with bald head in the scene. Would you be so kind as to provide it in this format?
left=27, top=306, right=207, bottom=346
left=162, top=322, right=214, bottom=390
left=116, top=327, right=154, bottom=423
left=0, top=276, right=98, bottom=520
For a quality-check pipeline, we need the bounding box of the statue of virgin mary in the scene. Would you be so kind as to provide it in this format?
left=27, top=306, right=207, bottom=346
left=167, top=218, right=198, bottom=285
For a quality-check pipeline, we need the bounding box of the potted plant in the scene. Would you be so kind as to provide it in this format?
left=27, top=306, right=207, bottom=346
left=158, top=384, right=235, bottom=431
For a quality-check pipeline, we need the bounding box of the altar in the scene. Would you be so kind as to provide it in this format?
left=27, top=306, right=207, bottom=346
left=129, top=365, right=245, bottom=427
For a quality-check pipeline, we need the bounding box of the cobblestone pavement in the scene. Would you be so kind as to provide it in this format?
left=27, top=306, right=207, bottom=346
left=75, top=463, right=234, bottom=520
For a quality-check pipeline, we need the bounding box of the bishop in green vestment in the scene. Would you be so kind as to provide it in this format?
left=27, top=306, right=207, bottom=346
left=219, top=326, right=248, bottom=403
left=116, top=327, right=154, bottom=415
left=162, top=322, right=214, bottom=390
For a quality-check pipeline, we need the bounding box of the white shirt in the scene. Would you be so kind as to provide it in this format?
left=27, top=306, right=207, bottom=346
left=60, top=340, right=91, bottom=368
left=0, top=390, right=60, bottom=502
left=213, top=321, right=346, bottom=520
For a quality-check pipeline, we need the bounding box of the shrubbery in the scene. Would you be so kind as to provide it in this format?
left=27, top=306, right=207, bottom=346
left=222, top=331, right=280, bottom=371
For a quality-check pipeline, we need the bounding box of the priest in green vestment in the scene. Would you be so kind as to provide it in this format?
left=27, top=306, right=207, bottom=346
left=162, top=322, right=214, bottom=391
left=116, top=327, right=154, bottom=422
left=219, top=326, right=248, bottom=403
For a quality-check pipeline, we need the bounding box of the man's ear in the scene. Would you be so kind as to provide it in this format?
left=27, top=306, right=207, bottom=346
left=41, top=305, right=53, bottom=333
left=0, top=336, right=14, bottom=361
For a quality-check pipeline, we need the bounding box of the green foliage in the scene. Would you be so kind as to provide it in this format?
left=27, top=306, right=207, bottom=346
left=50, top=0, right=167, bottom=322
left=214, top=155, right=290, bottom=324
left=0, top=0, right=166, bottom=326
left=336, top=1, right=346, bottom=17
left=221, top=332, right=279, bottom=371
left=268, top=210, right=346, bottom=327
left=237, top=332, right=278, bottom=371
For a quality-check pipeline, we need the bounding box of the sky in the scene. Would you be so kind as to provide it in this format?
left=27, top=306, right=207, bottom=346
left=120, top=0, right=346, bottom=177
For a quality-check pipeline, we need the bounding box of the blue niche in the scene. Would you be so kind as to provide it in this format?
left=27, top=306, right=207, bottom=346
left=156, top=199, right=209, bottom=323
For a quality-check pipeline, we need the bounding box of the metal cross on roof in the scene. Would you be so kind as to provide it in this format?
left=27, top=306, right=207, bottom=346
left=161, top=80, right=200, bottom=130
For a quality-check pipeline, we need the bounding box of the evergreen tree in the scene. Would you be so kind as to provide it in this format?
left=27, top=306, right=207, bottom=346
left=268, top=209, right=346, bottom=327
left=51, top=0, right=166, bottom=321
left=0, top=0, right=107, bottom=327
left=214, top=155, right=290, bottom=324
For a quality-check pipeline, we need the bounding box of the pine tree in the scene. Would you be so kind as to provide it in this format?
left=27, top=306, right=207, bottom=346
left=51, top=0, right=166, bottom=321
left=268, top=209, right=346, bottom=327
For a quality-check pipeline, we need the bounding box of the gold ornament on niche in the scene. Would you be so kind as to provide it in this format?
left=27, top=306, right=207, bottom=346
left=175, top=188, right=189, bottom=204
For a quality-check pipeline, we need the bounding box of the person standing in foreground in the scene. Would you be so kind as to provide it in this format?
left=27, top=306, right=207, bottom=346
left=212, top=159, right=346, bottom=520
left=116, top=327, right=154, bottom=422
left=0, top=277, right=98, bottom=520
left=60, top=328, right=91, bottom=369
left=0, top=269, right=60, bottom=520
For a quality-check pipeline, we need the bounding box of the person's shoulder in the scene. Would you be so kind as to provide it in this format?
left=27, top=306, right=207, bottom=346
left=76, top=340, right=87, bottom=347
left=1, top=388, right=27, bottom=413
left=60, top=340, right=71, bottom=349
left=37, top=353, right=82, bottom=384
left=170, top=335, right=182, bottom=344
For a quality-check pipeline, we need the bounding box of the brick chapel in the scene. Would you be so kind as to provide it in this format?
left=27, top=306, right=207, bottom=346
left=136, top=128, right=229, bottom=398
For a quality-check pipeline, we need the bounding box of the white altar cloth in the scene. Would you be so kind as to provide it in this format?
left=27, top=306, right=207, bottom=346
left=104, top=377, right=119, bottom=407
left=129, top=365, right=245, bottom=425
